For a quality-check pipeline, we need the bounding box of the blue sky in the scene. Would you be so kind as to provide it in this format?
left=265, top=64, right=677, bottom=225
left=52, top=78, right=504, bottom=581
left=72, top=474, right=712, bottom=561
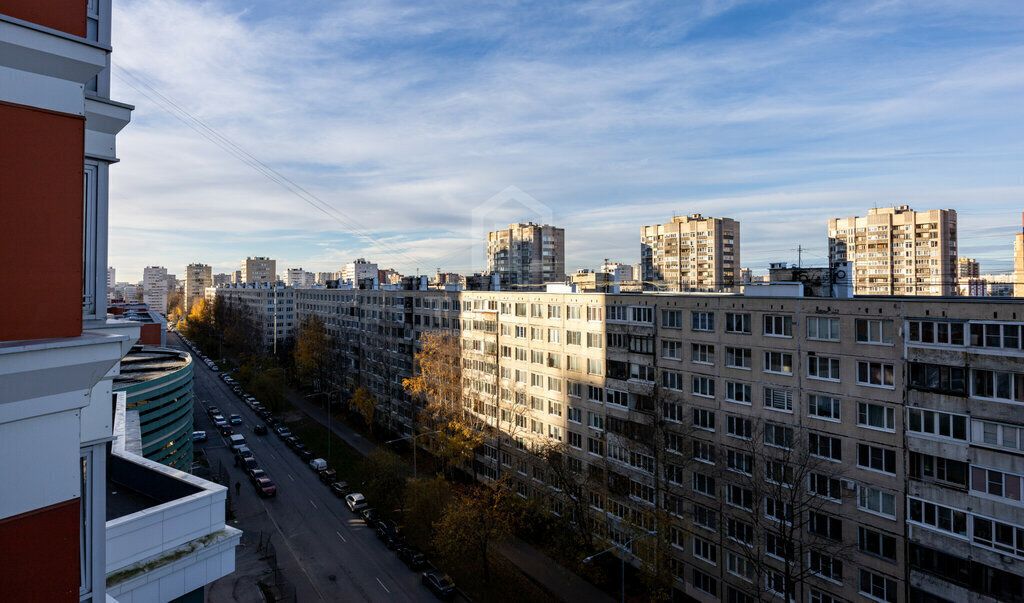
left=109, top=0, right=1024, bottom=282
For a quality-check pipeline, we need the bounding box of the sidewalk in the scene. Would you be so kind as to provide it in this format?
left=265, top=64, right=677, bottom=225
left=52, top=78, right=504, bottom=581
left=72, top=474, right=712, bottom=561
left=285, top=389, right=614, bottom=603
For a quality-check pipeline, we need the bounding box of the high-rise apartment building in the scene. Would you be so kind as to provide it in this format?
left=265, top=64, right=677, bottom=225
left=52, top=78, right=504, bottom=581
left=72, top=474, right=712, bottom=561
left=184, top=263, right=212, bottom=312
left=958, top=257, right=980, bottom=279
left=216, top=283, right=295, bottom=351
left=0, top=3, right=237, bottom=599
left=285, top=267, right=315, bottom=288
left=213, top=272, right=233, bottom=286
left=241, top=256, right=277, bottom=283
left=107, top=266, right=116, bottom=301
left=1014, top=214, right=1024, bottom=298
left=340, top=258, right=378, bottom=284
left=142, top=265, right=168, bottom=314
left=640, top=214, right=740, bottom=292
left=828, top=205, right=958, bottom=296
left=486, top=222, right=566, bottom=286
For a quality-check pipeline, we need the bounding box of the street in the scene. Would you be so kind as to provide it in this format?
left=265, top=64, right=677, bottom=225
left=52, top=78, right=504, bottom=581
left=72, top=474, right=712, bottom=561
left=171, top=333, right=440, bottom=602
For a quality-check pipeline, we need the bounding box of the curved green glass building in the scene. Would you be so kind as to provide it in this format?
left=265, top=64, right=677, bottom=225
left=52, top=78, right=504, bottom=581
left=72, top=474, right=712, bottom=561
left=114, top=347, right=194, bottom=470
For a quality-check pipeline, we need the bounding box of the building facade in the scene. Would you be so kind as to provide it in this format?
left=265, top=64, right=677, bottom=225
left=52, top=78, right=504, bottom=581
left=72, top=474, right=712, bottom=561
left=294, top=286, right=1024, bottom=603
left=184, top=262, right=212, bottom=312
left=213, top=272, right=233, bottom=287
left=641, top=214, right=740, bottom=293
left=285, top=267, right=315, bottom=288
left=828, top=206, right=958, bottom=296
left=142, top=265, right=168, bottom=315
left=340, top=258, right=378, bottom=284
left=487, top=222, right=566, bottom=286
left=215, top=283, right=296, bottom=351
left=241, top=256, right=276, bottom=284
left=1014, top=214, right=1024, bottom=298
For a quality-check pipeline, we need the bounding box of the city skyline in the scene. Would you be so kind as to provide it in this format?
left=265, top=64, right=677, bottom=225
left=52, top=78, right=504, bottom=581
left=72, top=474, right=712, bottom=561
left=109, top=0, right=1024, bottom=281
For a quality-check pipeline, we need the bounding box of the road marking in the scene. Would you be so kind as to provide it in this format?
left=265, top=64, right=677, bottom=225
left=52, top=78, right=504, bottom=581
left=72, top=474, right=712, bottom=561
left=310, top=499, right=318, bottom=510
left=336, top=530, right=347, bottom=542
left=288, top=474, right=295, bottom=481
left=376, top=578, right=390, bottom=593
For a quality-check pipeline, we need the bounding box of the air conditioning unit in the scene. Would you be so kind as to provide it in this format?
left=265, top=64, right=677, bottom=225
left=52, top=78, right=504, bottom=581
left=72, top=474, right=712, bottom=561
left=841, top=479, right=857, bottom=491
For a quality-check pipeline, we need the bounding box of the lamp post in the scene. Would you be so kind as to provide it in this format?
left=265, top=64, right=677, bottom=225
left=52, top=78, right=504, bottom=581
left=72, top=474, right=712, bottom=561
left=386, top=429, right=441, bottom=480
left=582, top=530, right=658, bottom=603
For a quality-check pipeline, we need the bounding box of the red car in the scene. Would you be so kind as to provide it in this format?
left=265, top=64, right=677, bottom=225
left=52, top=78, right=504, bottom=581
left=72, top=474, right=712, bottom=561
left=255, top=477, right=276, bottom=498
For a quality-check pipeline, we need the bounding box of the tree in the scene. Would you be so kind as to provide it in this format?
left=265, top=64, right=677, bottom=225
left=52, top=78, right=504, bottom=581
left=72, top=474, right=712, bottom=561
left=433, top=484, right=514, bottom=584
left=537, top=442, right=600, bottom=554
left=351, top=387, right=379, bottom=432
left=362, top=449, right=408, bottom=515
left=294, top=315, right=330, bottom=390
left=720, top=419, right=853, bottom=602
left=404, top=476, right=452, bottom=548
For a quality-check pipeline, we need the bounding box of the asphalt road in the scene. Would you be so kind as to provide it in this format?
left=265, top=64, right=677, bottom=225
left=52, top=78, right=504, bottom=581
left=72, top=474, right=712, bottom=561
left=170, top=332, right=440, bottom=603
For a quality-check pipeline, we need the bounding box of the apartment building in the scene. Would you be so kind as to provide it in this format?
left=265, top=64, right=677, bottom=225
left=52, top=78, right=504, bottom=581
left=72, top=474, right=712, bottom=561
left=215, top=283, right=295, bottom=351
left=213, top=272, right=233, bottom=286
left=285, top=267, right=315, bottom=288
left=487, top=222, right=566, bottom=286
left=294, top=285, right=1024, bottom=603
left=142, top=265, right=168, bottom=314
left=640, top=214, right=740, bottom=293
left=241, top=256, right=277, bottom=283
left=828, top=206, right=958, bottom=296
left=340, top=258, right=378, bottom=284
left=184, top=262, right=213, bottom=312
left=1014, top=215, right=1024, bottom=298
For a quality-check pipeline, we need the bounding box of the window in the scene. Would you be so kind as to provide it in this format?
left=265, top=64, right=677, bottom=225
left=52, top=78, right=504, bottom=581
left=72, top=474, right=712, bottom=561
left=587, top=359, right=603, bottom=376
left=764, top=351, right=793, bottom=374
left=764, top=387, right=793, bottom=412
left=858, top=403, right=896, bottom=431
left=692, top=472, right=716, bottom=497
left=692, top=311, right=714, bottom=331
left=765, top=532, right=792, bottom=562
left=566, top=330, right=581, bottom=346
left=857, top=361, right=894, bottom=388
left=809, top=551, right=843, bottom=582
left=587, top=306, right=603, bottom=322
left=969, top=322, right=1024, bottom=349
left=531, top=326, right=544, bottom=341
left=662, top=310, right=682, bottom=328
left=908, top=498, right=967, bottom=537
left=566, top=305, right=580, bottom=320
left=856, top=319, right=894, bottom=345
left=692, top=376, right=715, bottom=398
left=807, top=316, right=840, bottom=341
left=908, top=408, right=966, bottom=440
left=514, top=303, right=527, bottom=317
left=727, top=518, right=753, bottom=545
left=764, top=314, right=793, bottom=337
left=859, top=526, right=897, bottom=561
left=587, top=437, right=604, bottom=456
left=548, top=304, right=562, bottom=319
left=586, top=332, right=602, bottom=348
left=858, top=444, right=896, bottom=474
left=808, top=395, right=840, bottom=421
left=971, top=466, right=1024, bottom=500
left=972, top=516, right=1024, bottom=557
left=694, top=504, right=717, bottom=530
left=726, top=553, right=754, bottom=582
left=727, top=449, right=753, bottom=475
left=859, top=569, right=897, bottom=603
left=515, top=325, right=527, bottom=338
left=548, top=400, right=562, bottom=417
left=726, top=312, right=751, bottom=334
left=809, top=473, right=841, bottom=500
left=765, top=460, right=794, bottom=487
left=910, top=452, right=968, bottom=487
left=587, top=412, right=604, bottom=430
left=808, top=511, right=843, bottom=541
left=692, top=569, right=717, bottom=596
left=693, top=408, right=715, bottom=430
left=662, top=371, right=684, bottom=391
left=725, top=347, right=751, bottom=369
left=606, top=390, right=628, bottom=407
left=807, top=355, right=840, bottom=381
left=692, top=343, right=715, bottom=364
left=858, top=486, right=896, bottom=518
left=568, top=431, right=582, bottom=449
left=693, top=441, right=715, bottom=464
left=628, top=336, right=653, bottom=354
left=531, top=373, right=544, bottom=388
left=661, top=340, right=681, bottom=359
left=810, top=590, right=838, bottom=603
left=566, top=355, right=580, bottom=372
left=567, top=407, right=581, bottom=423
left=909, top=362, right=966, bottom=395
left=628, top=363, right=653, bottom=381
left=693, top=537, right=717, bottom=564
left=764, top=423, right=793, bottom=448
left=975, top=419, right=1024, bottom=453
left=808, top=433, right=842, bottom=461
left=630, top=306, right=653, bottom=323
left=727, top=484, right=753, bottom=509
left=766, top=571, right=792, bottom=600
left=531, top=350, right=544, bottom=364
left=971, top=368, right=1024, bottom=402
left=908, top=320, right=965, bottom=345
left=567, top=382, right=581, bottom=398
left=727, top=416, right=751, bottom=439
left=726, top=381, right=751, bottom=405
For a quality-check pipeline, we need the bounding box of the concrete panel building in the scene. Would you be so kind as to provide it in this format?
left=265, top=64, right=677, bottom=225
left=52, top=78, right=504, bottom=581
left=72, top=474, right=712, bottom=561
left=285, top=267, right=315, bottom=288
left=241, top=256, right=277, bottom=284
left=641, top=214, right=740, bottom=293
left=828, top=205, right=958, bottom=296
left=487, top=222, right=566, bottom=286
left=184, top=262, right=212, bottom=312
left=142, top=265, right=168, bottom=315
left=215, top=283, right=296, bottom=352
left=340, top=258, right=378, bottom=284
left=1015, top=214, right=1024, bottom=297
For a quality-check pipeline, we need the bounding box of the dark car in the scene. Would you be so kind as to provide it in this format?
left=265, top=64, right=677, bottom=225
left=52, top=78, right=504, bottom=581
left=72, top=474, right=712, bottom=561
left=255, top=477, right=277, bottom=498
left=284, top=436, right=300, bottom=449
left=228, top=414, right=242, bottom=425
left=275, top=425, right=292, bottom=439
left=257, top=409, right=272, bottom=420
left=207, top=407, right=221, bottom=418
left=298, top=449, right=314, bottom=463
left=248, top=468, right=267, bottom=483
left=397, top=546, right=427, bottom=570
left=330, top=481, right=350, bottom=498
left=253, top=424, right=267, bottom=435
left=375, top=520, right=405, bottom=549
left=292, top=442, right=308, bottom=455
left=421, top=568, right=456, bottom=600
left=359, top=507, right=378, bottom=524
left=318, top=468, right=337, bottom=484
left=219, top=425, right=234, bottom=436
left=242, top=458, right=259, bottom=474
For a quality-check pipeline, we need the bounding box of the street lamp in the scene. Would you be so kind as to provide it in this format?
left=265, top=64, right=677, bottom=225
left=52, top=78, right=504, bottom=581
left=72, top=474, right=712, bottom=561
left=385, top=429, right=441, bottom=480
left=582, top=530, right=658, bottom=603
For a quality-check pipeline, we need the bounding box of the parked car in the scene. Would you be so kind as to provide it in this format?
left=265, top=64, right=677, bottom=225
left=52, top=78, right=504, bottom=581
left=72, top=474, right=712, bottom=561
left=375, top=520, right=405, bottom=549
left=397, top=546, right=427, bottom=570
left=359, top=507, right=378, bottom=524
left=330, top=481, right=350, bottom=497
left=213, top=416, right=228, bottom=428
left=254, top=477, right=276, bottom=498
left=292, top=442, right=308, bottom=455
left=219, top=425, right=234, bottom=437
left=298, top=449, right=314, bottom=463
left=242, top=458, right=259, bottom=474
left=228, top=414, right=242, bottom=425
left=234, top=446, right=253, bottom=466
left=345, top=493, right=367, bottom=512
left=192, top=431, right=207, bottom=442
left=253, top=424, right=267, bottom=435
left=248, top=468, right=266, bottom=483
left=284, top=436, right=300, bottom=449
left=207, top=407, right=221, bottom=418
left=318, top=468, right=337, bottom=484
left=421, top=567, right=456, bottom=600
left=275, top=425, right=292, bottom=439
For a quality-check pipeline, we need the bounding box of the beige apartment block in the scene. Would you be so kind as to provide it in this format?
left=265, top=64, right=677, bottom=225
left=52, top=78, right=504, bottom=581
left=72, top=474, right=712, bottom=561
left=828, top=205, right=957, bottom=296
left=487, top=222, right=566, bottom=286
left=1014, top=214, right=1024, bottom=298
left=184, top=263, right=212, bottom=312
left=240, top=256, right=277, bottom=283
left=640, top=214, right=740, bottom=293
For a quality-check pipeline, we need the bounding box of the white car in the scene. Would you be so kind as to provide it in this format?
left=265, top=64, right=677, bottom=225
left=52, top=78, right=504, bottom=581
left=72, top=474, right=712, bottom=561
left=345, top=493, right=367, bottom=512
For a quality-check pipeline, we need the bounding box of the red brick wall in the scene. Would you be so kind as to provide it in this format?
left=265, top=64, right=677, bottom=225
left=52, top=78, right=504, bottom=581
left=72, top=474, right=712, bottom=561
left=0, top=102, right=85, bottom=342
